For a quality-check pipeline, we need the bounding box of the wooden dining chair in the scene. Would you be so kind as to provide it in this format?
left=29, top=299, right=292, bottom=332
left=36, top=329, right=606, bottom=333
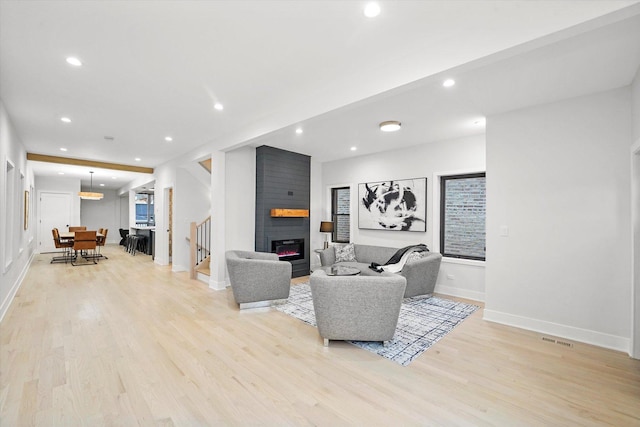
left=69, top=226, right=87, bottom=232
left=51, top=228, right=74, bottom=264
left=71, top=230, right=98, bottom=266
left=96, top=228, right=108, bottom=259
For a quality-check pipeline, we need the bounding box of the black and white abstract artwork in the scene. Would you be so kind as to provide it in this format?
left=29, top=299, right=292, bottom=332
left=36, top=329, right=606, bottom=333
left=358, top=177, right=426, bottom=232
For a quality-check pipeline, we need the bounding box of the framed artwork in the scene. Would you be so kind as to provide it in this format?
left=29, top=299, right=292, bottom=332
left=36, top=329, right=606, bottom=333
left=358, top=177, right=427, bottom=232
left=24, top=190, right=29, bottom=230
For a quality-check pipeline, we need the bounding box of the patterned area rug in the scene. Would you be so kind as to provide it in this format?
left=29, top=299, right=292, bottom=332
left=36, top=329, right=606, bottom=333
left=275, top=283, right=479, bottom=366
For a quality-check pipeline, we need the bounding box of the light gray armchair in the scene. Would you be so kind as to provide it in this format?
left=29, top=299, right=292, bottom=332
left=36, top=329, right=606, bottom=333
left=309, top=270, right=406, bottom=346
left=225, top=250, right=292, bottom=309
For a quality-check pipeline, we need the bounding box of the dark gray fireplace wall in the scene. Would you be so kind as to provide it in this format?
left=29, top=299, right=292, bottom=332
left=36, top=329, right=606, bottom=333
left=255, top=146, right=310, bottom=277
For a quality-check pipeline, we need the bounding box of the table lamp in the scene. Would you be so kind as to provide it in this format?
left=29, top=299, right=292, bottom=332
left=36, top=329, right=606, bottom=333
left=320, top=221, right=334, bottom=249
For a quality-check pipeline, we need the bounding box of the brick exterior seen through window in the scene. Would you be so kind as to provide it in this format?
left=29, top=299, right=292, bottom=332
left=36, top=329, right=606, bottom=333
left=332, top=187, right=350, bottom=243
left=440, top=173, right=486, bottom=260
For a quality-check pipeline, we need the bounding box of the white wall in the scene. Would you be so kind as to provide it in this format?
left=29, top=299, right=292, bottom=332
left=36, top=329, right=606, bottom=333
left=633, top=66, right=640, bottom=142
left=173, top=166, right=211, bottom=272
left=631, top=67, right=640, bottom=358
left=225, top=146, right=255, bottom=252
left=34, top=175, right=81, bottom=251
left=80, top=190, right=123, bottom=244
left=309, top=157, right=324, bottom=269
left=0, top=100, right=36, bottom=321
left=151, top=163, right=176, bottom=266
left=485, top=87, right=632, bottom=352
left=119, top=194, right=129, bottom=228
left=321, top=134, right=486, bottom=300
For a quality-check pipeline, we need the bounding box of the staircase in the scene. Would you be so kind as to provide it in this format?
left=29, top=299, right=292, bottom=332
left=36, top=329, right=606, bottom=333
left=190, top=216, right=211, bottom=281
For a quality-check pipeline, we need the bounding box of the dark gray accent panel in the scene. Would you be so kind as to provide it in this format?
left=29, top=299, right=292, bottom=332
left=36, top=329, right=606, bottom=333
left=255, top=146, right=310, bottom=277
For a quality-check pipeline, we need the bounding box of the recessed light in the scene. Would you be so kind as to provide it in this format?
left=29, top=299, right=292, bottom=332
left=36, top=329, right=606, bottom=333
left=99, top=183, right=105, bottom=187
left=58, top=172, right=65, bottom=175
left=60, top=117, right=71, bottom=123
left=134, top=157, right=141, bottom=162
left=364, top=2, right=381, bottom=18
left=66, top=57, right=82, bottom=67
left=165, top=136, right=173, bottom=142
left=295, top=128, right=303, bottom=135
left=379, top=120, right=401, bottom=132
left=443, top=79, right=456, bottom=88
left=60, top=147, right=67, bottom=152
left=214, top=102, right=224, bottom=111
left=112, top=177, right=117, bottom=180
left=350, top=146, right=357, bottom=151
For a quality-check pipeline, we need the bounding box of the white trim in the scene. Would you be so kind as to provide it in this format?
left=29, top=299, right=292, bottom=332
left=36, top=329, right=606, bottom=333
left=441, top=257, right=485, bottom=267
left=0, top=250, right=35, bottom=323
left=484, top=309, right=629, bottom=353
left=208, top=278, right=227, bottom=291
left=435, top=284, right=484, bottom=302
left=630, top=137, right=640, bottom=358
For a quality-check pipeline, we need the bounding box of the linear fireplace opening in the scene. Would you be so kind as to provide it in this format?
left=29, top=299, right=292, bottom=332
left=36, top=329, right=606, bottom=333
left=271, top=238, right=305, bottom=262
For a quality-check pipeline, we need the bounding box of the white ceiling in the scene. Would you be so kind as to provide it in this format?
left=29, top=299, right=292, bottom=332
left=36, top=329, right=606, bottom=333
left=1, top=1, right=639, bottom=190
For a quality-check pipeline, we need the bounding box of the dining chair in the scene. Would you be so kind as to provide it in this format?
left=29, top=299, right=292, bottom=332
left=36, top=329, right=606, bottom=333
left=51, top=228, right=74, bottom=264
left=71, top=230, right=98, bottom=266
left=69, top=226, right=87, bottom=232
left=119, top=228, right=129, bottom=246
left=96, top=228, right=108, bottom=259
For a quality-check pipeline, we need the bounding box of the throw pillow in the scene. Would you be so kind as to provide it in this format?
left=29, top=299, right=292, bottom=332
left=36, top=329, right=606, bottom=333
left=335, top=243, right=356, bottom=262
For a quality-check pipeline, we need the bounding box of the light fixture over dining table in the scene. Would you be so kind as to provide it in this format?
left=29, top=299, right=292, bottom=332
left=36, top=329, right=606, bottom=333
left=78, top=171, right=104, bottom=200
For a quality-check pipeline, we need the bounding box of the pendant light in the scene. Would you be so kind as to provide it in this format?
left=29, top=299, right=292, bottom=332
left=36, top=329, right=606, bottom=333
left=78, top=171, right=104, bottom=200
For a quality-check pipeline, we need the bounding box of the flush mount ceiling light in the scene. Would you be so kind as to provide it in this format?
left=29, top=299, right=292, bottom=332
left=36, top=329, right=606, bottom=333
left=66, top=56, right=82, bottom=67
left=379, top=120, right=401, bottom=132
left=78, top=171, right=104, bottom=200
left=364, top=2, right=381, bottom=17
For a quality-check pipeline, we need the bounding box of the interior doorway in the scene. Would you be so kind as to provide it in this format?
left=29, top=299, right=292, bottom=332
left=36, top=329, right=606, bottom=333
left=164, top=186, right=173, bottom=263
left=38, top=191, right=72, bottom=253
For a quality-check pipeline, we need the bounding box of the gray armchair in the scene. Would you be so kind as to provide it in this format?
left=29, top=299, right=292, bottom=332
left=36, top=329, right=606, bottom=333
left=225, top=250, right=292, bottom=309
left=309, top=270, right=406, bottom=346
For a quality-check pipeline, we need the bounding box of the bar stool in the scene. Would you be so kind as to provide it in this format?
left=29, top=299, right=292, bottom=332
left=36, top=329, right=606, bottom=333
left=126, top=234, right=138, bottom=254
left=136, top=236, right=148, bottom=255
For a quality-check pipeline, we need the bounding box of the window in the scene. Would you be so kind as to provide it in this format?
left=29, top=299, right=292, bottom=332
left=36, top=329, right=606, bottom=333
left=135, top=192, right=154, bottom=225
left=331, top=187, right=350, bottom=243
left=440, top=173, right=486, bottom=261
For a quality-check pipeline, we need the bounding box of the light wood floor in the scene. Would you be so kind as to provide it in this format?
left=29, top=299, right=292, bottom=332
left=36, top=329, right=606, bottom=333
left=1, top=245, right=639, bottom=426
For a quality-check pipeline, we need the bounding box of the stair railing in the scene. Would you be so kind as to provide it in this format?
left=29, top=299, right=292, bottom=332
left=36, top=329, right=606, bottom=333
left=190, top=216, right=211, bottom=279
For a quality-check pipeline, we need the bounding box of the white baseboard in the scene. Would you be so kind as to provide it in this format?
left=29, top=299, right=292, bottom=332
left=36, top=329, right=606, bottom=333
left=434, top=284, right=484, bottom=302
left=171, top=264, right=187, bottom=273
left=209, top=278, right=227, bottom=291
left=0, top=251, right=35, bottom=323
left=483, top=309, right=629, bottom=353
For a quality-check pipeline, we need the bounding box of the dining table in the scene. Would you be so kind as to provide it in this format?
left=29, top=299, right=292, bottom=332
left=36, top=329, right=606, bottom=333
left=60, top=230, right=106, bottom=263
left=60, top=231, right=104, bottom=240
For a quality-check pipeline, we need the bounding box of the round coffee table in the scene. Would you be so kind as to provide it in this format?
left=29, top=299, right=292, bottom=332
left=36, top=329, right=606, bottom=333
left=318, top=265, right=361, bottom=276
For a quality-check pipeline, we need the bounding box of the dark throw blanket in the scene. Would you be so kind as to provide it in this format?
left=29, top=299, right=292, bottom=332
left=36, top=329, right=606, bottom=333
left=369, top=244, right=429, bottom=273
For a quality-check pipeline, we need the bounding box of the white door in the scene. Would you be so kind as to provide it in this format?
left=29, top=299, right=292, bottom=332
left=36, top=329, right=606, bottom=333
left=39, top=192, right=72, bottom=253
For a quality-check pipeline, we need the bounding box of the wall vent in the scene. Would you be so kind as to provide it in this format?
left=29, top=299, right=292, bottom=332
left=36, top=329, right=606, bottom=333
left=542, top=336, right=574, bottom=348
